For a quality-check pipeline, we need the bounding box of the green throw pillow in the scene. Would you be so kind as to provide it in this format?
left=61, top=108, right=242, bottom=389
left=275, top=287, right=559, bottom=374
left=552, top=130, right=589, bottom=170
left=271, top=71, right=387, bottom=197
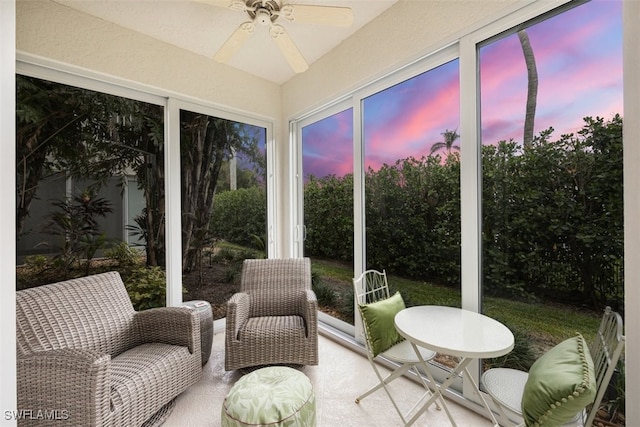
left=358, top=291, right=406, bottom=357
left=522, top=333, right=596, bottom=427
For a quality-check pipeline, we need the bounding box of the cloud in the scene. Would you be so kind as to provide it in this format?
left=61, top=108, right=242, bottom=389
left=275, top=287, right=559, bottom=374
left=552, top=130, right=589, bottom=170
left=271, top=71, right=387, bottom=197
left=302, top=109, right=353, bottom=179
left=302, top=0, right=622, bottom=177
left=363, top=62, right=460, bottom=167
left=480, top=0, right=622, bottom=144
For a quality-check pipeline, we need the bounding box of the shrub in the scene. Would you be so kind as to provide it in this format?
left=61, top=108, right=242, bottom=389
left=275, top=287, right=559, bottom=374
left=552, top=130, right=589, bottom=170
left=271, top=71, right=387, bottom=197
left=210, top=187, right=266, bottom=248
left=104, top=241, right=143, bottom=266
left=304, top=174, right=354, bottom=262
left=122, top=266, right=167, bottom=310
left=485, top=328, right=536, bottom=371
left=313, top=280, right=337, bottom=308
left=22, top=255, right=50, bottom=272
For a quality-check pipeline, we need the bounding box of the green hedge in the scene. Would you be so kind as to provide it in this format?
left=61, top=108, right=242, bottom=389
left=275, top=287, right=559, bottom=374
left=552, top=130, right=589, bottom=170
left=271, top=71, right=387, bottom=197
left=209, top=116, right=623, bottom=310
left=210, top=186, right=266, bottom=250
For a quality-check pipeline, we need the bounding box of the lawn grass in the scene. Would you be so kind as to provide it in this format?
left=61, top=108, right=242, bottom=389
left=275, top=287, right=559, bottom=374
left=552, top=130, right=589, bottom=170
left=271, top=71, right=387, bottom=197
left=311, top=259, right=355, bottom=282
left=311, top=258, right=601, bottom=357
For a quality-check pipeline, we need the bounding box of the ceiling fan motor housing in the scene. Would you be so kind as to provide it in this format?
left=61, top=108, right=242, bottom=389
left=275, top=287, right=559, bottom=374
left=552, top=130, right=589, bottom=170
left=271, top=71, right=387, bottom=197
left=247, top=0, right=279, bottom=24
left=255, top=9, right=272, bottom=25
left=213, top=0, right=353, bottom=73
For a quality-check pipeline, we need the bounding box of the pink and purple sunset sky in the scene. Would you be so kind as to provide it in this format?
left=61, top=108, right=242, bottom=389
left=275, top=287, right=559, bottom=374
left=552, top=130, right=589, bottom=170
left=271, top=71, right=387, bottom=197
left=302, top=0, right=623, bottom=180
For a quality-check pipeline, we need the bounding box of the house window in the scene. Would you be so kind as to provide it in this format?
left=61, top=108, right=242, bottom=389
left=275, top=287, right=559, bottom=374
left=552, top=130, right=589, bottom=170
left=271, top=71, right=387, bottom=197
left=361, top=59, right=462, bottom=374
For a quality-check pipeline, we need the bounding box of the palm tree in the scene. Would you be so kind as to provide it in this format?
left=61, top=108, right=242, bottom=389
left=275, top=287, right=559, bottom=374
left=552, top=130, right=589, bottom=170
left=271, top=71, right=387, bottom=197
left=429, top=129, right=460, bottom=157
left=518, top=29, right=538, bottom=148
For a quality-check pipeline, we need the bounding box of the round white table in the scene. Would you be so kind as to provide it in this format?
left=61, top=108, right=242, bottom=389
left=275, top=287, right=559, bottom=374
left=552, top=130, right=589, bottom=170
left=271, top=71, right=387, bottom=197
left=394, top=305, right=514, bottom=426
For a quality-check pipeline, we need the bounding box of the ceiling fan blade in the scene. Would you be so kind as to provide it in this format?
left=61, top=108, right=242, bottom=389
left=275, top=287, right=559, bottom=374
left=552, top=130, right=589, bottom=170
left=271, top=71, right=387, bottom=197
left=214, top=22, right=255, bottom=63
left=193, top=0, right=248, bottom=12
left=280, top=4, right=354, bottom=27
left=270, top=24, right=309, bottom=73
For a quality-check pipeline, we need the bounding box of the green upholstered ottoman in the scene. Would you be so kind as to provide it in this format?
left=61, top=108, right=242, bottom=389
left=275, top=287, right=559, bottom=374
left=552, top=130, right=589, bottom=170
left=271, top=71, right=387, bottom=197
left=221, top=366, right=316, bottom=427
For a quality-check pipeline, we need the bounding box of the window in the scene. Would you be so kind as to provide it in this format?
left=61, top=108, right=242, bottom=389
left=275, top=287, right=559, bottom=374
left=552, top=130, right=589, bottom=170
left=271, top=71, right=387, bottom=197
left=301, top=107, right=354, bottom=324
left=363, top=60, right=461, bottom=299
left=15, top=68, right=275, bottom=315
left=292, top=0, right=624, bottom=410
left=16, top=74, right=166, bottom=303
left=479, top=0, right=623, bottom=373
left=179, top=107, right=268, bottom=309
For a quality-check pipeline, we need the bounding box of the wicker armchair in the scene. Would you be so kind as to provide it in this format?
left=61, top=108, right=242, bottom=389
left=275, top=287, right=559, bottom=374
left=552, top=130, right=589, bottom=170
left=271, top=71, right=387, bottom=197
left=225, top=258, right=318, bottom=371
left=16, top=271, right=202, bottom=427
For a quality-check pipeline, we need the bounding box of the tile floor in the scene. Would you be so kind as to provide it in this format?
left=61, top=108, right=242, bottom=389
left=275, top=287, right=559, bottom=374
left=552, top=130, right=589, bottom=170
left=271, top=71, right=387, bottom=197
left=163, top=331, right=495, bottom=427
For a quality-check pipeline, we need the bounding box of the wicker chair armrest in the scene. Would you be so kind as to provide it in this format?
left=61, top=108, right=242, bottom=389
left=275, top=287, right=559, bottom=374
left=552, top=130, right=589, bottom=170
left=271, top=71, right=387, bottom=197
left=301, top=289, right=318, bottom=338
left=17, top=349, right=111, bottom=426
left=226, top=292, right=250, bottom=341
left=134, top=307, right=200, bottom=353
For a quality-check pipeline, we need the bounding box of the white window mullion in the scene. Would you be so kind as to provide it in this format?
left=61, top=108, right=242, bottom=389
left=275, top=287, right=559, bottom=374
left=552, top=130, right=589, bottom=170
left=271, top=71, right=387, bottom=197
left=290, top=120, right=303, bottom=258
left=459, top=36, right=482, bottom=315
left=1, top=0, right=17, bottom=415
left=352, top=97, right=365, bottom=344
left=265, top=122, right=277, bottom=258
left=459, top=33, right=483, bottom=403
left=353, top=98, right=365, bottom=279
left=623, top=2, right=640, bottom=426
left=165, top=97, right=182, bottom=307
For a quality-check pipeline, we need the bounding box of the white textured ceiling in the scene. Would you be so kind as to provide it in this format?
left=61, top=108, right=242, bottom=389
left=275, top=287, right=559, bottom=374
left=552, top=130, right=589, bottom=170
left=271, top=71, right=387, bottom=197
left=52, top=0, right=399, bottom=84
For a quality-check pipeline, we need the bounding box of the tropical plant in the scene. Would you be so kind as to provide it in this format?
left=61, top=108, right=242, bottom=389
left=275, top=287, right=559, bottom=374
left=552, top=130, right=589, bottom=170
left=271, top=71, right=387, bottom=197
left=429, top=129, right=460, bottom=157
left=16, top=74, right=166, bottom=267
left=16, top=76, right=116, bottom=238
left=38, top=190, right=113, bottom=273
left=104, top=241, right=143, bottom=266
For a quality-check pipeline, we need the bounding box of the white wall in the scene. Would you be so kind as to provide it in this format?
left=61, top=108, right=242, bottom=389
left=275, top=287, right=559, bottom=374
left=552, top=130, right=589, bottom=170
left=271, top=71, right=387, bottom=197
left=16, top=0, right=281, bottom=120
left=1, top=0, right=17, bottom=424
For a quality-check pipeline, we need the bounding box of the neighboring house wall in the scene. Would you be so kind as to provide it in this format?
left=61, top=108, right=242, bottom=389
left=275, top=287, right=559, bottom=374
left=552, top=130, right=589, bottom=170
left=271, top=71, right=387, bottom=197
left=17, top=171, right=66, bottom=260
left=125, top=177, right=147, bottom=248
left=16, top=173, right=143, bottom=264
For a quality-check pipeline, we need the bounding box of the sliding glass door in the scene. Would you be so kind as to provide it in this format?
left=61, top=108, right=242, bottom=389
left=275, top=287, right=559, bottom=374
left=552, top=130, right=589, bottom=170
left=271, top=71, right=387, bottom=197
left=478, top=0, right=623, bottom=377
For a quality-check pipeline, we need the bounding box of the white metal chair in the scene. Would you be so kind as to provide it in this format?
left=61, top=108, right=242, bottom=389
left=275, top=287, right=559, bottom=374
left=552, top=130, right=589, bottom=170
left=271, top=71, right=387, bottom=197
left=353, top=269, right=447, bottom=426
left=481, top=306, right=625, bottom=427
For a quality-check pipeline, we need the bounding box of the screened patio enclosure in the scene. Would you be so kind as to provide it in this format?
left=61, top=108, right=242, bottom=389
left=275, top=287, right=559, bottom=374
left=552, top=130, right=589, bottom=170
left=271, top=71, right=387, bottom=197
left=2, top=0, right=640, bottom=425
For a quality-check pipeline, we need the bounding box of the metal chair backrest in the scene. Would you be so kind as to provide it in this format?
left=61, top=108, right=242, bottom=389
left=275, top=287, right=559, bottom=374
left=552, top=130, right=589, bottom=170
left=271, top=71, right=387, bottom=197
left=584, top=306, right=625, bottom=427
left=353, top=269, right=392, bottom=357
left=353, top=269, right=390, bottom=305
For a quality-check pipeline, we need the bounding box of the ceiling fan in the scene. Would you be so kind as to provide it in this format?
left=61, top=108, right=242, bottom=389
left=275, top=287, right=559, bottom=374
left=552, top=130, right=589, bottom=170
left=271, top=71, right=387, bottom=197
left=200, top=0, right=354, bottom=73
